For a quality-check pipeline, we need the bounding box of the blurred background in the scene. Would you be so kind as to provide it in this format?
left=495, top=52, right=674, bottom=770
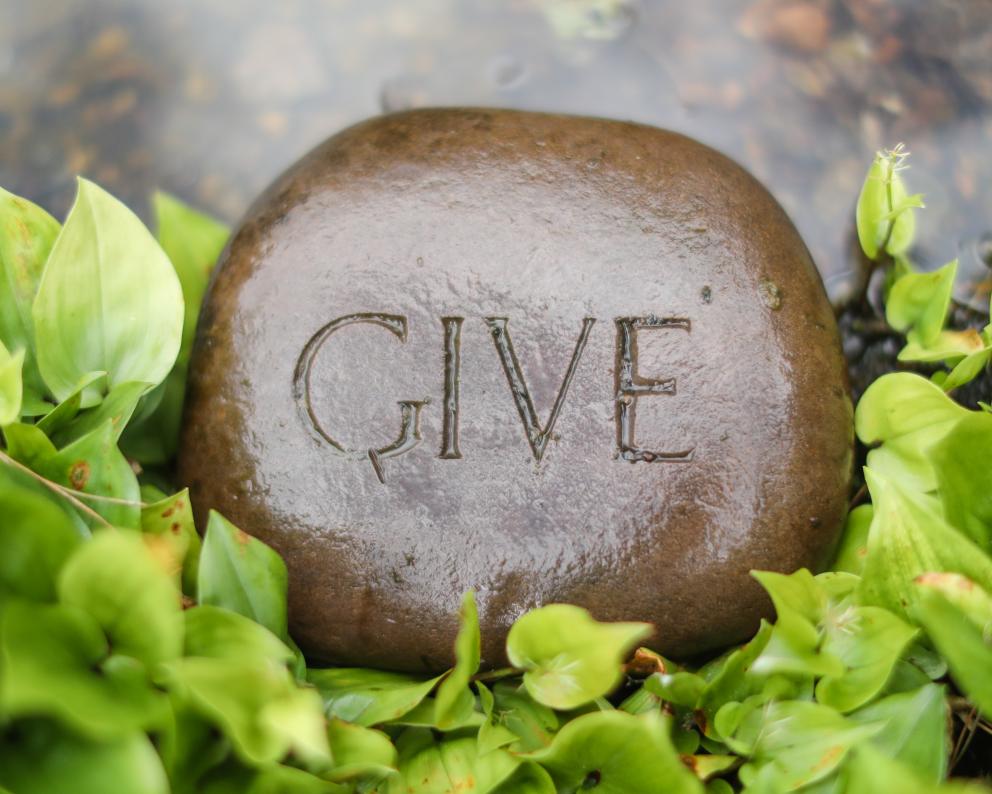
left=1, top=0, right=990, bottom=312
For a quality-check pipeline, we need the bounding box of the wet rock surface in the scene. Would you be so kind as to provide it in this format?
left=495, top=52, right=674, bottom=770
left=179, top=108, right=854, bottom=672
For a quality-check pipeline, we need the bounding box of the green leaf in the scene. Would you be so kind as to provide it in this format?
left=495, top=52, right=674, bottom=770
left=0, top=720, right=169, bottom=794
left=379, top=729, right=519, bottom=794
left=0, top=185, right=61, bottom=405
left=325, top=719, right=398, bottom=783
left=913, top=578, right=992, bottom=716
left=815, top=605, right=918, bottom=712
left=34, top=370, right=106, bottom=434
left=183, top=604, right=294, bottom=665
left=434, top=590, right=481, bottom=729
left=198, top=510, right=289, bottom=641
left=476, top=681, right=519, bottom=754
left=506, top=604, right=652, bottom=709
left=47, top=379, right=148, bottom=448
left=0, top=340, right=24, bottom=425
left=160, top=656, right=330, bottom=767
left=730, top=700, right=883, bottom=790
left=489, top=763, right=556, bottom=794
left=932, top=413, right=992, bottom=551
left=32, top=419, right=141, bottom=528
left=643, top=670, right=706, bottom=708
left=525, top=710, right=703, bottom=794
left=141, top=487, right=201, bottom=595
left=849, top=684, right=949, bottom=783
left=859, top=468, right=992, bottom=620
left=123, top=193, right=228, bottom=465
left=843, top=745, right=987, bottom=794
left=855, top=373, right=970, bottom=492
left=307, top=667, right=442, bottom=727
left=0, top=601, right=165, bottom=738
left=855, top=146, right=922, bottom=261
left=58, top=529, right=183, bottom=668
left=831, top=504, right=872, bottom=575
left=887, top=260, right=957, bottom=348
left=698, top=621, right=776, bottom=736
left=32, top=178, right=183, bottom=401
left=0, top=482, right=81, bottom=601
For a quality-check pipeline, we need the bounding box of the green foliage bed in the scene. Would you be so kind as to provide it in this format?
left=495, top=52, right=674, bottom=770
left=0, top=148, right=990, bottom=793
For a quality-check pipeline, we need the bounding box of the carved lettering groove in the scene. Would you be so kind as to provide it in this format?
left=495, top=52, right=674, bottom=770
left=294, top=314, right=693, bottom=483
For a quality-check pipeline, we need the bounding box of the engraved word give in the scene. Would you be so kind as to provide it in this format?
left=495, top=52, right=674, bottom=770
left=293, top=314, right=693, bottom=483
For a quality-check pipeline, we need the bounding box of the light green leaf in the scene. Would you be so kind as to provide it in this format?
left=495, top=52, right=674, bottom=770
left=859, top=468, right=992, bottom=620
left=0, top=340, right=24, bottom=425
left=0, top=480, right=81, bottom=601
left=160, top=656, right=329, bottom=767
left=525, top=711, right=703, bottom=794
left=843, top=745, right=987, bottom=794
left=932, top=413, right=992, bottom=551
left=434, top=590, right=481, bottom=729
left=58, top=529, right=183, bottom=667
left=325, top=719, right=398, bottom=783
left=489, top=763, right=556, bottom=794
left=643, top=670, right=706, bottom=708
left=913, top=578, right=992, bottom=716
left=32, top=419, right=141, bottom=528
left=855, top=373, right=970, bottom=492
left=34, top=370, right=106, bottom=434
left=32, top=178, right=183, bottom=401
left=183, top=605, right=294, bottom=665
left=379, top=729, right=519, bottom=794
left=476, top=681, right=519, bottom=754
left=887, top=260, right=957, bottom=348
left=730, top=700, right=883, bottom=790
left=307, top=667, right=442, bottom=727
left=815, top=606, right=918, bottom=712
left=849, top=684, right=949, bottom=783
left=855, top=146, right=922, bottom=260
left=0, top=185, right=60, bottom=405
left=198, top=510, right=288, bottom=641
left=0, top=721, right=169, bottom=794
left=141, top=487, right=201, bottom=595
left=506, top=604, right=652, bottom=710
left=47, top=379, right=148, bottom=448
left=831, top=504, right=873, bottom=575
left=0, top=601, right=165, bottom=738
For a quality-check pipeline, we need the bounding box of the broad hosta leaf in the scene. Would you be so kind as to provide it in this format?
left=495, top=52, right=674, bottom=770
left=141, top=487, right=201, bottom=595
left=325, top=719, right=398, bottom=784
left=855, top=373, right=969, bottom=492
left=859, top=468, right=992, bottom=620
left=506, top=604, right=652, bottom=709
left=0, top=721, right=169, bottom=794
left=913, top=578, right=992, bottom=716
left=376, top=729, right=519, bottom=794
left=32, top=178, right=183, bottom=401
left=525, top=711, right=703, bottom=794
left=0, top=340, right=24, bottom=425
left=58, top=530, right=183, bottom=668
left=32, top=419, right=141, bottom=528
left=198, top=510, right=288, bottom=641
left=932, top=413, right=992, bottom=551
left=730, top=701, right=882, bottom=790
left=0, top=483, right=81, bottom=601
left=849, top=684, right=949, bottom=783
left=0, top=185, right=60, bottom=405
left=0, top=601, right=165, bottom=738
left=308, top=667, right=442, bottom=727
left=434, top=590, right=481, bottom=729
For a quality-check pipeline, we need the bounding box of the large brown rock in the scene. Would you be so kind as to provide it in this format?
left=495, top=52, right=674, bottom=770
left=179, top=108, right=853, bottom=672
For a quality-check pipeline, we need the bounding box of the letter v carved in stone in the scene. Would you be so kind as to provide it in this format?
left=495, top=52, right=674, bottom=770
left=484, top=317, right=596, bottom=462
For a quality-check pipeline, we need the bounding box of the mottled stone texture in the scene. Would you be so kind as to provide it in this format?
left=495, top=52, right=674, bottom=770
left=179, top=108, right=853, bottom=672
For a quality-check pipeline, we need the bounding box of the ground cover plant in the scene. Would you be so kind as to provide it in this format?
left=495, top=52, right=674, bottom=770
left=0, top=148, right=990, bottom=792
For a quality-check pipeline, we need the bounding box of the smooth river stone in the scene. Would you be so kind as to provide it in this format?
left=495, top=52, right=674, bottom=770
left=179, top=108, right=853, bottom=672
